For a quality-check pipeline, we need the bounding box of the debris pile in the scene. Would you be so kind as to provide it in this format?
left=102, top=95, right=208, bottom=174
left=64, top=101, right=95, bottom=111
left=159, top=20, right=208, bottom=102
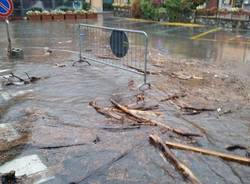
left=89, top=93, right=250, bottom=184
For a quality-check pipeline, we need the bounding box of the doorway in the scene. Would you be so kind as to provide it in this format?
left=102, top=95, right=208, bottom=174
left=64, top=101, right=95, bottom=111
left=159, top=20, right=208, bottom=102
left=103, top=0, right=113, bottom=11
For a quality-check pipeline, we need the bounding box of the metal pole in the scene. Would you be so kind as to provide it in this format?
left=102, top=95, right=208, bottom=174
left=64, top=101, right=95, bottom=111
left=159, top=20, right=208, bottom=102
left=72, top=25, right=90, bottom=66
left=79, top=25, right=83, bottom=60
left=20, top=0, right=24, bottom=16
left=52, top=0, right=56, bottom=9
left=144, top=34, right=149, bottom=85
left=5, top=18, right=12, bottom=55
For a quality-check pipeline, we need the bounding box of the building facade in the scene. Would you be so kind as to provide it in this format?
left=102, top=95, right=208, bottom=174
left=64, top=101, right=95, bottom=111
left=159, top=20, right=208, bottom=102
left=220, top=0, right=250, bottom=10
left=207, top=0, right=250, bottom=10
left=12, top=0, right=113, bottom=16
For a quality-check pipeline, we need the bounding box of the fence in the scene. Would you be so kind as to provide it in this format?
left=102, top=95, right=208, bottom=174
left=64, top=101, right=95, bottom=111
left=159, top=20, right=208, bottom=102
left=77, top=24, right=149, bottom=86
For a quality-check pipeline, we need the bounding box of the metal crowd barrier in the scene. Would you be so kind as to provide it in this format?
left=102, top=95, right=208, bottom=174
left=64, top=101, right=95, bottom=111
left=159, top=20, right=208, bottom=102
left=77, top=24, right=149, bottom=86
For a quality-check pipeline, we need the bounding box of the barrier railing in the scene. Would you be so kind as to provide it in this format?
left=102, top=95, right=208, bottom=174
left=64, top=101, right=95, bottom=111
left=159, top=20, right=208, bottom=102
left=76, top=24, right=149, bottom=86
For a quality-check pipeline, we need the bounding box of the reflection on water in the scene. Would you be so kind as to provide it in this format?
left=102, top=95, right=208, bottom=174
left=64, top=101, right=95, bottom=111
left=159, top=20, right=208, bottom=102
left=1, top=15, right=250, bottom=65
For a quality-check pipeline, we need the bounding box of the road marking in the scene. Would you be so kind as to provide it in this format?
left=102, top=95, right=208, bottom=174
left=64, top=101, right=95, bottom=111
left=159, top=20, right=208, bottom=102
left=191, top=27, right=222, bottom=40
left=126, top=18, right=155, bottom=23
left=160, top=22, right=204, bottom=27
left=125, top=18, right=204, bottom=28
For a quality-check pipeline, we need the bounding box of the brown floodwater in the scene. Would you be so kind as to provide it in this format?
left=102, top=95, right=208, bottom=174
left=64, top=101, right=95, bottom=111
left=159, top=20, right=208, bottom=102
left=0, top=14, right=249, bottom=184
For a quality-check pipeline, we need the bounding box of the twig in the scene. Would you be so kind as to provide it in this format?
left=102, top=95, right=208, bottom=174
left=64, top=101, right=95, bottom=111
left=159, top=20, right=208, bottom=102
left=126, top=65, right=160, bottom=75
left=110, top=99, right=202, bottom=137
left=89, top=101, right=122, bottom=120
left=149, top=134, right=201, bottom=184
left=160, top=94, right=187, bottom=102
left=38, top=143, right=86, bottom=150
left=225, top=145, right=248, bottom=151
left=96, top=54, right=120, bottom=60
left=164, top=141, right=250, bottom=165
left=10, top=72, right=26, bottom=82
left=181, top=106, right=216, bottom=115
left=126, top=103, right=159, bottom=111
left=25, top=72, right=31, bottom=80
left=170, top=99, right=216, bottom=115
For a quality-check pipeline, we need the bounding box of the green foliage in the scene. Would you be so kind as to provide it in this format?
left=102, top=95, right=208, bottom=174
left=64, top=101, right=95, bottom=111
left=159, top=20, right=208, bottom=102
left=29, top=7, right=43, bottom=12
left=131, top=0, right=141, bottom=18
left=58, top=7, right=74, bottom=12
left=138, top=0, right=205, bottom=21
left=164, top=0, right=193, bottom=21
left=82, top=1, right=91, bottom=11
left=192, top=0, right=206, bottom=8
left=140, top=0, right=161, bottom=21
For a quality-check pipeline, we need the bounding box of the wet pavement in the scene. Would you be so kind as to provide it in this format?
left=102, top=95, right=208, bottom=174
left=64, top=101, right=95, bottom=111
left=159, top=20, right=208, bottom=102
left=0, top=14, right=250, bottom=184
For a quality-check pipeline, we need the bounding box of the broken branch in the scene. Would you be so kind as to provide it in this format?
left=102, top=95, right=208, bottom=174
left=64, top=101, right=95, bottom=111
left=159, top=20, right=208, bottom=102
left=149, top=134, right=201, bottom=184
left=126, top=65, right=160, bottom=75
left=110, top=99, right=202, bottom=137
left=38, top=143, right=86, bottom=150
left=96, top=54, right=120, bottom=60
left=165, top=141, right=250, bottom=165
left=10, top=72, right=26, bottom=83
left=160, top=94, right=187, bottom=102
left=89, top=101, right=122, bottom=120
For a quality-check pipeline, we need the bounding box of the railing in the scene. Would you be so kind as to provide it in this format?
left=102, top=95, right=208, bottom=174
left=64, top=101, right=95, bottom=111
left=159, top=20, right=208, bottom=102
left=76, top=24, right=149, bottom=87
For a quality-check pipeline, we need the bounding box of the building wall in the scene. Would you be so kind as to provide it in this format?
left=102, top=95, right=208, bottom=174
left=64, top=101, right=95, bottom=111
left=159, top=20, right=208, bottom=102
left=207, top=0, right=218, bottom=8
left=13, top=0, right=107, bottom=16
left=219, top=0, right=250, bottom=10
left=91, top=0, right=103, bottom=12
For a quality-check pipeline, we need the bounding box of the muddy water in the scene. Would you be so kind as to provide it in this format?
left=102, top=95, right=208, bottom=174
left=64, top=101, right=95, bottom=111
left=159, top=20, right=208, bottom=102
left=0, top=15, right=249, bottom=183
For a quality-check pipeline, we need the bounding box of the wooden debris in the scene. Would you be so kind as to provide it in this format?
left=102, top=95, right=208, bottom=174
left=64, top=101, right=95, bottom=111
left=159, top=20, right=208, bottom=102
left=149, top=134, right=201, bottom=184
left=180, top=106, right=216, bottom=115
left=127, top=102, right=159, bottom=111
left=126, top=65, right=160, bottom=75
left=38, top=143, right=86, bottom=150
left=135, top=93, right=145, bottom=104
left=128, top=109, right=161, bottom=118
left=160, top=94, right=187, bottom=102
left=225, top=144, right=248, bottom=151
left=89, top=101, right=122, bottom=120
left=218, top=109, right=233, bottom=116
left=170, top=72, right=203, bottom=80
left=110, top=99, right=202, bottom=137
left=170, top=99, right=216, bottom=115
left=6, top=72, right=41, bottom=86
left=96, top=54, right=120, bottom=60
left=93, top=135, right=100, bottom=144
left=54, top=63, right=66, bottom=68
left=164, top=141, right=250, bottom=165
left=128, top=80, right=135, bottom=90
left=25, top=72, right=41, bottom=83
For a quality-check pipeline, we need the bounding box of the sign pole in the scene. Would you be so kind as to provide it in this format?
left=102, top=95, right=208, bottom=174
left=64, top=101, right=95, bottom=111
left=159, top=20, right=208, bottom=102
left=0, top=0, right=23, bottom=59
left=5, top=18, right=12, bottom=55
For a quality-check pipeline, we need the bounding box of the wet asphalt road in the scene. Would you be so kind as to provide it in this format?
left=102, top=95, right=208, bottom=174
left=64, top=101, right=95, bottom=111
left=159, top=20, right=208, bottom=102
left=0, top=14, right=249, bottom=184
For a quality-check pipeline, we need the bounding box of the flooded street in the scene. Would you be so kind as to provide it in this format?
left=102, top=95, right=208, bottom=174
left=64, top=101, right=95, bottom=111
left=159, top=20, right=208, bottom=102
left=0, top=14, right=250, bottom=184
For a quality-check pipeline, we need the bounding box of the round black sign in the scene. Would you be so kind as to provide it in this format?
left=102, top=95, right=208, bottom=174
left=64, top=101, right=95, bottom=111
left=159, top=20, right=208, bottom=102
left=110, top=30, right=129, bottom=58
